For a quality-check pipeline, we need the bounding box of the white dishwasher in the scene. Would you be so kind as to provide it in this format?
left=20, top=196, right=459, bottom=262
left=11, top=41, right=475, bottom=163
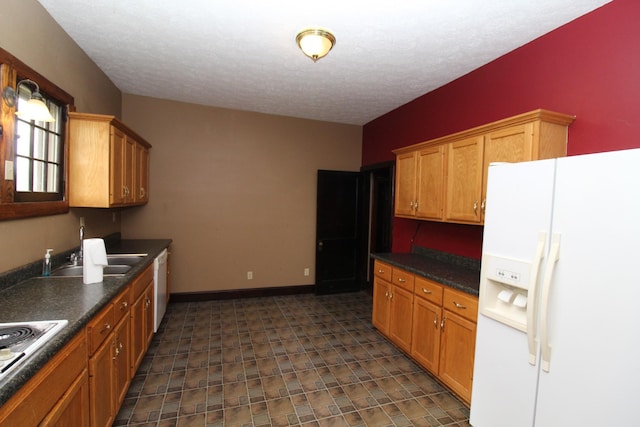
left=153, top=249, right=168, bottom=332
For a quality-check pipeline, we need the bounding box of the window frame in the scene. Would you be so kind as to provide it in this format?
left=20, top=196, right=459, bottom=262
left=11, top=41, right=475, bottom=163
left=0, top=48, right=75, bottom=220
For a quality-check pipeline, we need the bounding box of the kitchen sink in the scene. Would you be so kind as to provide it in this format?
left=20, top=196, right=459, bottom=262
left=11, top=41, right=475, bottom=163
left=42, top=253, right=147, bottom=278
left=49, top=264, right=132, bottom=277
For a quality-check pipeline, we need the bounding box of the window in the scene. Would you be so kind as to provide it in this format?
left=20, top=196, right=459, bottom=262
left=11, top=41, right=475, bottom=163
left=0, top=48, right=74, bottom=220
left=14, top=84, right=65, bottom=202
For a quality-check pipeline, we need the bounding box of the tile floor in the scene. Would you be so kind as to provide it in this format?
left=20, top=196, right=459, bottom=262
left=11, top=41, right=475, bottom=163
left=114, top=291, right=471, bottom=426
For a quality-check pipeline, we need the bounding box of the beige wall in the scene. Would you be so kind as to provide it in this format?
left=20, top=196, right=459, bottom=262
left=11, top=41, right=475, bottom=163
left=121, top=94, right=362, bottom=293
left=0, top=0, right=121, bottom=273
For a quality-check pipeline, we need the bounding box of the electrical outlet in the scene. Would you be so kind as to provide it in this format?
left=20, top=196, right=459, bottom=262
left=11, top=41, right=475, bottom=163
left=304, top=268, right=310, bottom=277
left=247, top=271, right=253, bottom=280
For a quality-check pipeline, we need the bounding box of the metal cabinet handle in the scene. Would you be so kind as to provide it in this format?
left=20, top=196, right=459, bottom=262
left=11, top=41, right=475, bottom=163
left=421, top=288, right=432, bottom=294
left=120, top=301, right=128, bottom=310
left=101, top=323, right=111, bottom=334
left=378, top=269, right=385, bottom=274
left=145, top=297, right=151, bottom=308
left=453, top=301, right=467, bottom=309
left=473, top=200, right=478, bottom=215
left=433, top=314, right=438, bottom=328
left=414, top=200, right=419, bottom=210
left=397, top=278, right=406, bottom=283
left=481, top=198, right=486, bottom=212
left=440, top=318, right=445, bottom=330
left=389, top=292, right=393, bottom=301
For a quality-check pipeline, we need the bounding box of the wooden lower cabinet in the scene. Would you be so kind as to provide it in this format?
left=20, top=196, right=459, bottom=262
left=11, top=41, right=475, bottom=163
left=0, top=331, right=88, bottom=426
left=131, top=278, right=154, bottom=377
left=411, top=296, right=442, bottom=374
left=439, top=309, right=477, bottom=403
left=372, top=262, right=414, bottom=353
left=373, top=260, right=478, bottom=405
left=388, top=285, right=413, bottom=353
left=41, top=368, right=90, bottom=426
left=89, top=329, right=116, bottom=427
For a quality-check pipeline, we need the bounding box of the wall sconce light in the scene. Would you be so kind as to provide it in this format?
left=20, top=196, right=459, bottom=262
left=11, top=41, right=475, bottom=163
left=2, top=79, right=55, bottom=122
left=296, top=28, right=336, bottom=62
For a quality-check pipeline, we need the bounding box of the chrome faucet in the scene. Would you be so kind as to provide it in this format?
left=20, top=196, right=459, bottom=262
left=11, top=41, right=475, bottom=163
left=78, top=225, right=85, bottom=262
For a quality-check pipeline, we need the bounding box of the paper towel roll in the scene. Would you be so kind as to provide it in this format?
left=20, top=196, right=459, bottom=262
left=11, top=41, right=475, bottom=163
left=83, top=238, right=108, bottom=284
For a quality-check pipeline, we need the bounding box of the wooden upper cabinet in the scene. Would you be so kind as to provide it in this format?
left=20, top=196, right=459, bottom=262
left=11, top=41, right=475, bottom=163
left=394, top=146, right=446, bottom=220
left=393, top=109, right=575, bottom=225
left=394, top=151, right=418, bottom=217
left=69, top=112, right=152, bottom=208
left=445, top=136, right=484, bottom=223
left=416, top=145, right=446, bottom=220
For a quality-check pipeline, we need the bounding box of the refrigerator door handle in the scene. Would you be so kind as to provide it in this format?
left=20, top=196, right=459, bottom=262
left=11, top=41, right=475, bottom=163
left=527, top=232, right=547, bottom=365
left=540, top=233, right=561, bottom=372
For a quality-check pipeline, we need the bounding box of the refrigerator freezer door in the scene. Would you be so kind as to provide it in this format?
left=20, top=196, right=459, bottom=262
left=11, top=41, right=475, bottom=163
left=471, top=159, right=557, bottom=427
left=533, top=149, right=640, bottom=426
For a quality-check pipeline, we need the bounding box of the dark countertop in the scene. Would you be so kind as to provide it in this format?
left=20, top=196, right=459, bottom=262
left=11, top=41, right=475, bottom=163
left=0, top=238, right=171, bottom=407
left=372, top=248, right=480, bottom=296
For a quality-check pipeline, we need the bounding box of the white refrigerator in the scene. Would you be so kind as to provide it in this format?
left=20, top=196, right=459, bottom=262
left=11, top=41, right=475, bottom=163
left=470, top=148, right=640, bottom=427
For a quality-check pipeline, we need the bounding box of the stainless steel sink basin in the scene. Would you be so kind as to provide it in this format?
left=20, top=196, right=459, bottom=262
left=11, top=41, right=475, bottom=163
left=50, top=264, right=132, bottom=277
left=106, top=254, right=147, bottom=265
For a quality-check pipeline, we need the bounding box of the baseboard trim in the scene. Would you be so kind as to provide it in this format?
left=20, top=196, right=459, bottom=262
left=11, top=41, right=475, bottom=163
left=170, top=284, right=316, bottom=302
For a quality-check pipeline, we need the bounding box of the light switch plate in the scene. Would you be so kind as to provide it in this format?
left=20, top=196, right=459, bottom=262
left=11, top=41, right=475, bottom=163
left=4, top=160, right=14, bottom=180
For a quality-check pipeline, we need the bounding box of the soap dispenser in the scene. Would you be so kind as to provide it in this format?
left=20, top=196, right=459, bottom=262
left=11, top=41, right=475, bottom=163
left=42, top=249, right=53, bottom=277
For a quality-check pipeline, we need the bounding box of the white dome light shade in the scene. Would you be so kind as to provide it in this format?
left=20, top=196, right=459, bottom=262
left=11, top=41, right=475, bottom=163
left=296, top=28, right=336, bottom=62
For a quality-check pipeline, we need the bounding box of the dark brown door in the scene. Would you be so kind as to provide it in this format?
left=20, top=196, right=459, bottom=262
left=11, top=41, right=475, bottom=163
left=315, top=170, right=361, bottom=294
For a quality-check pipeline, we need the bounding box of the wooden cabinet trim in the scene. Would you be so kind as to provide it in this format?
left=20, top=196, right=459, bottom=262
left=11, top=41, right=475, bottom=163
left=392, top=109, right=574, bottom=155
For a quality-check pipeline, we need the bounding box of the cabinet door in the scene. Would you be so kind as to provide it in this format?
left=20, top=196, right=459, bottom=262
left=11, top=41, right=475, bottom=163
left=482, top=123, right=534, bottom=221
left=89, top=336, right=115, bottom=427
left=114, top=315, right=131, bottom=409
left=109, top=127, right=125, bottom=205
left=411, top=297, right=441, bottom=375
left=144, top=284, right=155, bottom=349
left=130, top=291, right=146, bottom=377
left=438, top=311, right=477, bottom=404
left=40, top=369, right=90, bottom=427
left=388, top=285, right=413, bottom=353
left=372, top=277, right=391, bottom=335
left=416, top=146, right=445, bottom=220
left=123, top=136, right=135, bottom=203
left=135, top=142, right=150, bottom=204
left=445, top=136, right=484, bottom=223
left=394, top=151, right=417, bottom=217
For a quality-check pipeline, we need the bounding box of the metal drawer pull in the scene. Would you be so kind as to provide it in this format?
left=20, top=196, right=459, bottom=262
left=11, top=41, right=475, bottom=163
left=120, top=301, right=128, bottom=310
left=101, top=323, right=111, bottom=333
left=398, top=278, right=406, bottom=283
left=378, top=269, right=385, bottom=274
left=421, top=288, right=432, bottom=294
left=440, top=318, right=445, bottom=330
left=433, top=315, right=438, bottom=328
left=453, top=301, right=467, bottom=309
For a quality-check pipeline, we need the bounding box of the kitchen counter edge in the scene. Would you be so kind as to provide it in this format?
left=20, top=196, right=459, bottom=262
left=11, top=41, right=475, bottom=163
left=371, top=252, right=480, bottom=296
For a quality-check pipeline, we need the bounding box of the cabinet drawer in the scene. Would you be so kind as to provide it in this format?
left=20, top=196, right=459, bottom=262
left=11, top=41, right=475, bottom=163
left=414, top=276, right=443, bottom=305
left=392, top=268, right=415, bottom=292
left=113, top=287, right=131, bottom=324
left=87, top=303, right=115, bottom=355
left=373, top=260, right=392, bottom=282
left=443, top=288, right=478, bottom=322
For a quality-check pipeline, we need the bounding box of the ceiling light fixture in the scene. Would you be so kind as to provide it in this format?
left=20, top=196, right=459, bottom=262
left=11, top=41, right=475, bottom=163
left=296, top=28, right=336, bottom=62
left=2, top=79, right=55, bottom=122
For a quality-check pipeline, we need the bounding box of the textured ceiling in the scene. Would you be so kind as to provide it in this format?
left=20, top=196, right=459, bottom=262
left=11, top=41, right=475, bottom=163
left=37, top=0, right=610, bottom=125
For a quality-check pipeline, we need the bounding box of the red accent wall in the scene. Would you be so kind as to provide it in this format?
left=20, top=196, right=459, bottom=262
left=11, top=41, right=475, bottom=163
left=362, top=0, right=640, bottom=259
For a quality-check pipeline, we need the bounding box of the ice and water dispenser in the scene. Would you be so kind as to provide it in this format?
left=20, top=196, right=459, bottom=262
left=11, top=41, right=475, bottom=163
left=479, top=254, right=532, bottom=332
